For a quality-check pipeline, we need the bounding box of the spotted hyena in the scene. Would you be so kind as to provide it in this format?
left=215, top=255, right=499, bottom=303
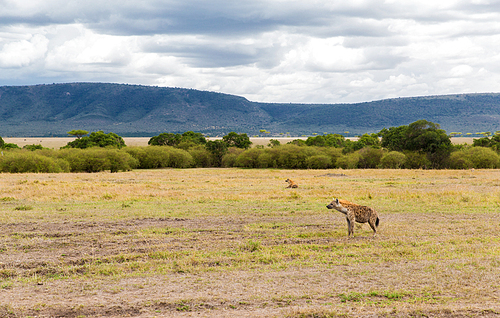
left=326, top=198, right=379, bottom=237
left=285, top=178, right=298, bottom=188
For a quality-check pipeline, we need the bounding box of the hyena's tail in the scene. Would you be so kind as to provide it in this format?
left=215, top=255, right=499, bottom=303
left=375, top=217, right=380, bottom=227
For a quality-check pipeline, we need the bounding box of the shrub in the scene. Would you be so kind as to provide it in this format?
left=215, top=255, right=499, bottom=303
left=105, top=148, right=139, bottom=172
left=123, top=147, right=148, bottom=166
left=380, top=151, right=406, bottom=169
left=336, top=152, right=360, bottom=169
left=188, top=146, right=214, bottom=167
left=256, top=152, right=276, bottom=168
left=167, top=147, right=194, bottom=168
left=321, top=147, right=343, bottom=168
left=450, top=147, right=500, bottom=169
left=0, top=151, right=69, bottom=173
left=125, top=146, right=171, bottom=169
left=23, top=144, right=45, bottom=151
left=57, top=148, right=136, bottom=172
left=221, top=147, right=245, bottom=167
left=2, top=143, right=20, bottom=149
left=205, top=140, right=228, bottom=166
left=276, top=144, right=318, bottom=169
left=234, top=148, right=262, bottom=168
left=448, top=151, right=473, bottom=169
left=403, top=151, right=431, bottom=169
left=357, top=147, right=384, bottom=169
left=306, top=155, right=332, bottom=169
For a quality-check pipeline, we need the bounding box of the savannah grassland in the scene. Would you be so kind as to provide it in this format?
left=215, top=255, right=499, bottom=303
left=1, top=168, right=500, bottom=318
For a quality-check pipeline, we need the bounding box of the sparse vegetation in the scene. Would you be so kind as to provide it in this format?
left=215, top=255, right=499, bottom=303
left=0, top=169, right=499, bottom=317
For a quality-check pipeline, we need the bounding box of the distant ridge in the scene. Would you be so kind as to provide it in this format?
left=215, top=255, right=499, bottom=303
left=0, top=83, right=499, bottom=137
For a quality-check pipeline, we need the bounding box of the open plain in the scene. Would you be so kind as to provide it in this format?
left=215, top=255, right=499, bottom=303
left=1, top=168, right=500, bottom=317
left=2, top=137, right=476, bottom=149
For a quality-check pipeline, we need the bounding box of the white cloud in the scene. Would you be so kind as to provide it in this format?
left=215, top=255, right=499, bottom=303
left=1, top=0, right=500, bottom=103
left=0, top=34, right=48, bottom=68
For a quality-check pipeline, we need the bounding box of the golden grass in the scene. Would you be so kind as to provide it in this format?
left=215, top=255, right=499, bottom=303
left=3, top=136, right=475, bottom=149
left=1, top=168, right=500, bottom=317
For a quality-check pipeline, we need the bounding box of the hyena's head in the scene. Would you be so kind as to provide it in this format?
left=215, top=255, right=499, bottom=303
left=285, top=178, right=290, bottom=183
left=326, top=198, right=341, bottom=209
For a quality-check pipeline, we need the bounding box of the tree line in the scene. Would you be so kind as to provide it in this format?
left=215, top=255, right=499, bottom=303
left=1, top=119, right=500, bottom=173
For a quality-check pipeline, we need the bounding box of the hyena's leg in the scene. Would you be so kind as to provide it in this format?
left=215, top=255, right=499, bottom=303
left=346, top=216, right=354, bottom=237
left=368, top=218, right=377, bottom=235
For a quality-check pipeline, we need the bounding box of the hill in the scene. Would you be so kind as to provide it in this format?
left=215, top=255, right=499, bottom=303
left=0, top=83, right=499, bottom=136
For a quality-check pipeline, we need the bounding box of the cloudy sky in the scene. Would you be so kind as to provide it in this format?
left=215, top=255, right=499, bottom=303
left=1, top=0, right=500, bottom=103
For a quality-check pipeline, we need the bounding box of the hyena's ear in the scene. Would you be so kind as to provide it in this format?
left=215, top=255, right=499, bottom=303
left=335, top=198, right=339, bottom=204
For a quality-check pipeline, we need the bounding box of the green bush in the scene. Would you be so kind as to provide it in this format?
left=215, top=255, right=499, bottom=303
left=336, top=152, right=360, bottom=169
left=357, top=147, right=384, bottom=169
left=305, top=155, right=332, bottom=169
left=23, top=144, right=45, bottom=151
left=234, top=148, right=262, bottom=168
left=57, top=148, right=136, bottom=172
left=2, top=143, right=20, bottom=149
left=105, top=148, right=139, bottom=172
left=449, top=147, right=500, bottom=169
left=167, top=147, right=194, bottom=168
left=125, top=146, right=171, bottom=169
left=221, top=148, right=245, bottom=168
left=448, top=151, right=473, bottom=169
left=256, top=152, right=276, bottom=168
left=380, top=151, right=406, bottom=169
left=276, top=144, right=318, bottom=169
left=321, top=147, right=343, bottom=168
left=0, top=151, right=70, bottom=173
left=403, top=151, right=431, bottom=169
left=188, top=146, right=215, bottom=167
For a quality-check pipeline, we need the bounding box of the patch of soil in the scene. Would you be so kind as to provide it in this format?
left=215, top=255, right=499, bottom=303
left=2, top=216, right=500, bottom=317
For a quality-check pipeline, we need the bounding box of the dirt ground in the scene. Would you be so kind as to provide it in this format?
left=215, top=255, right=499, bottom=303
left=1, top=169, right=499, bottom=317
left=2, top=215, right=500, bottom=318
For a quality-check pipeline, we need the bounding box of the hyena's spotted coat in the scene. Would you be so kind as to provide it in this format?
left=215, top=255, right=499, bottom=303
left=285, top=179, right=298, bottom=188
left=326, top=198, right=379, bottom=237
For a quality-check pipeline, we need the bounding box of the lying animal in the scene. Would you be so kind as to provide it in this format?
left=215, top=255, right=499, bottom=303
left=285, top=178, right=298, bottom=188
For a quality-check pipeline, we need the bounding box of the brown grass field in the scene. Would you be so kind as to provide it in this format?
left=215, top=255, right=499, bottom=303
left=1, top=168, right=500, bottom=317
left=3, top=137, right=475, bottom=149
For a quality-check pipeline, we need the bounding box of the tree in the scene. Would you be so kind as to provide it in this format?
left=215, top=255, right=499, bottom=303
left=0, top=136, right=4, bottom=148
left=380, top=120, right=452, bottom=168
left=181, top=131, right=207, bottom=144
left=379, top=126, right=408, bottom=152
left=268, top=139, right=281, bottom=148
left=405, top=120, right=451, bottom=153
left=64, top=131, right=126, bottom=149
left=473, top=134, right=500, bottom=152
left=205, top=140, right=228, bottom=166
left=67, top=130, right=89, bottom=139
left=223, top=132, right=252, bottom=149
left=148, top=131, right=206, bottom=147
left=305, top=134, right=345, bottom=147
left=148, top=133, right=181, bottom=146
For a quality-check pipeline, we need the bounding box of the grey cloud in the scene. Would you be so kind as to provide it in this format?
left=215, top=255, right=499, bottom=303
left=143, top=39, right=286, bottom=68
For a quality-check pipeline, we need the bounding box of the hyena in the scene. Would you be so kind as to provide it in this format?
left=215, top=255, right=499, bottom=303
left=326, top=198, right=379, bottom=237
left=285, top=178, right=298, bottom=188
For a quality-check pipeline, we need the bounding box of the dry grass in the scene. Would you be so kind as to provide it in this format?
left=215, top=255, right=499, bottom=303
left=3, top=136, right=475, bottom=149
left=1, top=168, right=500, bottom=317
